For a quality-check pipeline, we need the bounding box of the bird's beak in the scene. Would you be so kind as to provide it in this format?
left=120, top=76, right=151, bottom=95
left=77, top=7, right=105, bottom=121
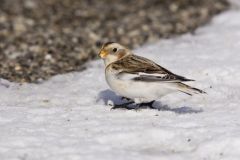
left=99, top=49, right=108, bottom=58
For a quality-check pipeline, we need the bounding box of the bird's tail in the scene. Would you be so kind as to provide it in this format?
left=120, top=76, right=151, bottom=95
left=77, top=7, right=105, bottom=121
left=174, top=82, right=206, bottom=96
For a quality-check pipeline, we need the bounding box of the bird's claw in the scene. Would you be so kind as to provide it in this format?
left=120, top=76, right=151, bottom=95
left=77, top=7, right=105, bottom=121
left=138, top=101, right=155, bottom=109
left=111, top=101, right=155, bottom=110
left=111, top=101, right=134, bottom=110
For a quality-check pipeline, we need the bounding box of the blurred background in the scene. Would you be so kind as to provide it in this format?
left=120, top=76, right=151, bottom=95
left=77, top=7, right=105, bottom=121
left=0, top=0, right=229, bottom=83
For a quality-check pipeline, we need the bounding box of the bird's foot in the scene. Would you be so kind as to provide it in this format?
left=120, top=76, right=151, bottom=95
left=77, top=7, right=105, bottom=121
left=138, top=101, right=155, bottom=109
left=111, top=101, right=135, bottom=110
left=111, top=100, right=156, bottom=110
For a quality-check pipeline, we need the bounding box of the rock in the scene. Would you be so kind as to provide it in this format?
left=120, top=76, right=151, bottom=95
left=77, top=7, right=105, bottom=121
left=0, top=0, right=230, bottom=83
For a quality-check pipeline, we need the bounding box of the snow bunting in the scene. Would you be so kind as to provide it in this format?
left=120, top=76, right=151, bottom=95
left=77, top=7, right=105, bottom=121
left=99, top=42, right=205, bottom=109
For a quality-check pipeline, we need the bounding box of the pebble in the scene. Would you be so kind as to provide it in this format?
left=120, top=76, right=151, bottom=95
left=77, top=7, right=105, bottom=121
left=0, top=0, right=229, bottom=83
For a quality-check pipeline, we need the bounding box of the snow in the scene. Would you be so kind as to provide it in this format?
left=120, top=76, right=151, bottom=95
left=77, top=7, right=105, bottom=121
left=1, top=3, right=240, bottom=160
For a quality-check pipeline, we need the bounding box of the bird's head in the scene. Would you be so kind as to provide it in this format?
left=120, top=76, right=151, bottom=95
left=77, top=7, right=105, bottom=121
left=99, top=42, right=131, bottom=66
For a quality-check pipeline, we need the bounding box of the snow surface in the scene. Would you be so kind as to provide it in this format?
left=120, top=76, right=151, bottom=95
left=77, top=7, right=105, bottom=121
left=1, top=3, right=240, bottom=160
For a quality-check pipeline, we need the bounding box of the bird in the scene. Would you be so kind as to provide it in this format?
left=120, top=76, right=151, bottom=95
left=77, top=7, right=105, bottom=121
left=99, top=42, right=205, bottom=109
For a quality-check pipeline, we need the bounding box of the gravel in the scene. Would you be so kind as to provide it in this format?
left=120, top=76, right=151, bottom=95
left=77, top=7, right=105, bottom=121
left=0, top=0, right=229, bottom=83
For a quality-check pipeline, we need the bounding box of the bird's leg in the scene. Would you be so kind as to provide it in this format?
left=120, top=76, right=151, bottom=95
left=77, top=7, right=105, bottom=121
left=138, top=100, right=155, bottom=109
left=111, top=101, right=135, bottom=110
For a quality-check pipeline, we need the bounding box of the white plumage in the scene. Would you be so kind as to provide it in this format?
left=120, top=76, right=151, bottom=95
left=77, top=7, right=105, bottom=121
left=106, top=69, right=174, bottom=103
left=99, top=42, right=205, bottom=108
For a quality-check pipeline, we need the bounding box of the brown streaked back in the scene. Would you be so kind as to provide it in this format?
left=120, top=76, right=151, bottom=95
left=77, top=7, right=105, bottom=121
left=110, top=54, right=194, bottom=82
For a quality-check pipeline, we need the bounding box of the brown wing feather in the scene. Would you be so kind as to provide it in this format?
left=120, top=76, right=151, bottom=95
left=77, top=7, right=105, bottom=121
left=111, top=55, right=194, bottom=82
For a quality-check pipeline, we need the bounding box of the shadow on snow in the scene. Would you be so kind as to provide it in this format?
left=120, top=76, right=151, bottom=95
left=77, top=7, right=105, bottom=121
left=97, top=89, right=203, bottom=114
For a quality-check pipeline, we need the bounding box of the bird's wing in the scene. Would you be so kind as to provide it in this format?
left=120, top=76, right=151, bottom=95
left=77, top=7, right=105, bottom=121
left=111, top=54, right=194, bottom=82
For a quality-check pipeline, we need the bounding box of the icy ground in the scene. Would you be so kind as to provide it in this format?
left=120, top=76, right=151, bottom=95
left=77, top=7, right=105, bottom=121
left=1, top=3, right=240, bottom=160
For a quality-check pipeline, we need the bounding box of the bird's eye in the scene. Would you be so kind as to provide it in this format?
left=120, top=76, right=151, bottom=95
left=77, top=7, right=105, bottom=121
left=112, top=48, right=117, bottom=52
